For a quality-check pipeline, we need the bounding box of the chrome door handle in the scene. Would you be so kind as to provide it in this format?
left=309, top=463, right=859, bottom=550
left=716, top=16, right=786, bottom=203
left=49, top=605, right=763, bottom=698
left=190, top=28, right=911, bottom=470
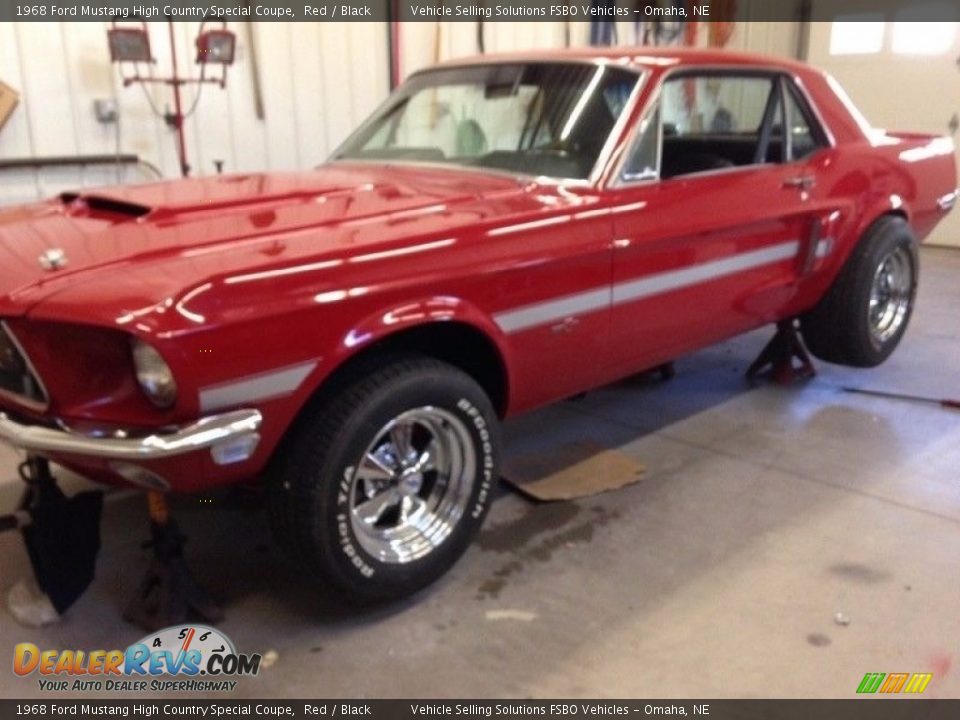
left=783, top=176, right=816, bottom=190
left=937, top=188, right=958, bottom=211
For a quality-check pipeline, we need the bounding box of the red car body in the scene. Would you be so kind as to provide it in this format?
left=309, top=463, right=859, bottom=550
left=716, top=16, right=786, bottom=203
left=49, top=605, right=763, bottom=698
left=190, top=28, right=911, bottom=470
left=0, top=48, right=956, bottom=493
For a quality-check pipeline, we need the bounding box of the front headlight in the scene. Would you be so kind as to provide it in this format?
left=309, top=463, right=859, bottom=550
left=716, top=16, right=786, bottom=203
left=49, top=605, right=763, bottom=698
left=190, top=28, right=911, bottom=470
left=131, top=339, right=177, bottom=408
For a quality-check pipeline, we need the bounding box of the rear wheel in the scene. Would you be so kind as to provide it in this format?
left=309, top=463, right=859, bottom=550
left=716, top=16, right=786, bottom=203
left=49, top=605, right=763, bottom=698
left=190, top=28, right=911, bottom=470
left=268, top=355, right=499, bottom=601
left=801, top=216, right=918, bottom=367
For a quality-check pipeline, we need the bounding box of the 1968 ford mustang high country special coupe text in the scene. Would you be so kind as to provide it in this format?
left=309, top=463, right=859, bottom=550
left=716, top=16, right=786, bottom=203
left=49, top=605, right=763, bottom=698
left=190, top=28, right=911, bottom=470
left=0, top=49, right=956, bottom=600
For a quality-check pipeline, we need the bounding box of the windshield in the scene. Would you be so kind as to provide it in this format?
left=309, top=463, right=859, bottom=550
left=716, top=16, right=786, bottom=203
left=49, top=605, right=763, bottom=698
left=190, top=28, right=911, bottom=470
left=334, top=62, right=640, bottom=180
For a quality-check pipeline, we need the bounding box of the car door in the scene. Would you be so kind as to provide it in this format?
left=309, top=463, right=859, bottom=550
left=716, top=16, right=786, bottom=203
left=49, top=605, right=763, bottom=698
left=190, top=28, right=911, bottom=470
left=603, top=70, right=830, bottom=378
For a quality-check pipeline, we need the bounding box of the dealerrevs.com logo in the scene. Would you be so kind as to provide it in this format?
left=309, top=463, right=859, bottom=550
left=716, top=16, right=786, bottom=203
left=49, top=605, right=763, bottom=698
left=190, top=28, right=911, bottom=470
left=14, top=625, right=261, bottom=692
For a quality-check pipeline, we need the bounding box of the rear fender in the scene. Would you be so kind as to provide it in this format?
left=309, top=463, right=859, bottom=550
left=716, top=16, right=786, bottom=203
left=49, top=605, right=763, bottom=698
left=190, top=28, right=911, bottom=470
left=873, top=133, right=956, bottom=241
left=823, top=195, right=909, bottom=288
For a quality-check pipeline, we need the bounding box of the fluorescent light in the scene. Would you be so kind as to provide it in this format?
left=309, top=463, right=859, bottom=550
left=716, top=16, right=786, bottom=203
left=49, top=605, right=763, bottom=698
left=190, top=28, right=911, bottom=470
left=829, top=17, right=884, bottom=55
left=892, top=21, right=957, bottom=55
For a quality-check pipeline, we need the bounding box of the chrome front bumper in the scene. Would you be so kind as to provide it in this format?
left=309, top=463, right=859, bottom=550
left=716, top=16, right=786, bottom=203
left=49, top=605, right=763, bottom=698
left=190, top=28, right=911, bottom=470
left=0, top=409, right=262, bottom=466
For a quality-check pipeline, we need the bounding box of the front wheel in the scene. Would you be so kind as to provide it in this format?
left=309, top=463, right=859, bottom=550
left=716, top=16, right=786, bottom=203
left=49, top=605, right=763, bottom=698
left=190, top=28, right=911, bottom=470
left=268, top=355, right=500, bottom=601
left=801, top=215, right=918, bottom=367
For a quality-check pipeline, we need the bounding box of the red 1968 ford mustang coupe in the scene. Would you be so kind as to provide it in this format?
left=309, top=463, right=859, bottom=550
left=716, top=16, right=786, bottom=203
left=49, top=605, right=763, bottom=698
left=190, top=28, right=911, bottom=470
left=0, top=49, right=956, bottom=599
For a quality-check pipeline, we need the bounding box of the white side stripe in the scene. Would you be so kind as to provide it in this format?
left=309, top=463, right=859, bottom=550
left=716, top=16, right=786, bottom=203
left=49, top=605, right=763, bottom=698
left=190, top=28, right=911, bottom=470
left=495, top=288, right=610, bottom=334
left=494, top=241, right=800, bottom=334
left=612, top=241, right=799, bottom=305
left=199, top=361, right=317, bottom=413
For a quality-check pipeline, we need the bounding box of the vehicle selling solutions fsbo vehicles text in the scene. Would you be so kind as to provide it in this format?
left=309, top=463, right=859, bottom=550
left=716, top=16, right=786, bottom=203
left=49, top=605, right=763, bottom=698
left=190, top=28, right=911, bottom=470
left=403, top=4, right=709, bottom=18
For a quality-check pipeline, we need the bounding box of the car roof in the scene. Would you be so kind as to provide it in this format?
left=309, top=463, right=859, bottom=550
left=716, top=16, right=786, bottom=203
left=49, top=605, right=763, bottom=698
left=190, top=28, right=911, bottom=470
left=432, top=47, right=813, bottom=76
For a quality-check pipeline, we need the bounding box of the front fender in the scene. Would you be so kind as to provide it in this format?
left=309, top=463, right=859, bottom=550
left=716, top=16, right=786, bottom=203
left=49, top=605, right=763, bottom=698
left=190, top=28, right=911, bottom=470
left=329, top=295, right=513, bottom=378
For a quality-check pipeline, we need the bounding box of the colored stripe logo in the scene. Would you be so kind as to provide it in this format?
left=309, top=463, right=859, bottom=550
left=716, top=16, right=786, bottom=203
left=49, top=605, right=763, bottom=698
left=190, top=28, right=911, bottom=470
left=857, top=672, right=932, bottom=694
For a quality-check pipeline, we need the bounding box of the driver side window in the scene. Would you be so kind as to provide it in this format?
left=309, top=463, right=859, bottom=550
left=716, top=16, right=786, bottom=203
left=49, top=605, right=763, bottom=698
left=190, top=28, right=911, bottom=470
left=621, top=72, right=827, bottom=182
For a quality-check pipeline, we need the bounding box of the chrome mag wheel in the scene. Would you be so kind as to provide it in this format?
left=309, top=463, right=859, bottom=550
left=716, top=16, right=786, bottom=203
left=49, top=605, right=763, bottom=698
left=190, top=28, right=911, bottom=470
left=347, top=406, right=476, bottom=564
left=868, top=246, right=912, bottom=344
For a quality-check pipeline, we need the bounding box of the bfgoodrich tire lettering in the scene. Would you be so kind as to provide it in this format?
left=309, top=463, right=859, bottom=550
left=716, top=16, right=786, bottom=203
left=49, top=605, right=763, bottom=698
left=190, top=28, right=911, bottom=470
left=268, top=354, right=499, bottom=601
left=801, top=215, right=918, bottom=368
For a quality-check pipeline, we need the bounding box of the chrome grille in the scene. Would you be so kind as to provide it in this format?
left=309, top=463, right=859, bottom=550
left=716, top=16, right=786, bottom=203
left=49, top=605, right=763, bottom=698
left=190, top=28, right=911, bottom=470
left=0, top=322, right=47, bottom=407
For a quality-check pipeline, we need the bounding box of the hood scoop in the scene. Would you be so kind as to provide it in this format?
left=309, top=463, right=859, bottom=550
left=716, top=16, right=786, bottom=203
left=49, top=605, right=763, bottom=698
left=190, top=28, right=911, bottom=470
left=60, top=192, right=152, bottom=220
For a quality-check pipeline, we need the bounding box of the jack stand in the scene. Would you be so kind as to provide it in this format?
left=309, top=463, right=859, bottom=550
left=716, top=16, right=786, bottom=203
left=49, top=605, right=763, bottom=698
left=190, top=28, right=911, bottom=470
left=746, top=319, right=816, bottom=386
left=124, top=491, right=223, bottom=632
left=7, top=457, right=103, bottom=617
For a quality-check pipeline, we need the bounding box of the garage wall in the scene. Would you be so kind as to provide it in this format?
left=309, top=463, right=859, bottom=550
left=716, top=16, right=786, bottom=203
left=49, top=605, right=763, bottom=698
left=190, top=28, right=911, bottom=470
left=0, top=22, right=390, bottom=203
left=399, top=22, right=568, bottom=77
left=399, top=19, right=799, bottom=79
left=805, top=14, right=960, bottom=247
left=0, top=17, right=798, bottom=205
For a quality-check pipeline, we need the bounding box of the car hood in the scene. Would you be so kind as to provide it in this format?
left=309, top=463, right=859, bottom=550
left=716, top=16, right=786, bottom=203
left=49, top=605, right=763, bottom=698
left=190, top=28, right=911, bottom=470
left=0, top=163, right=526, bottom=318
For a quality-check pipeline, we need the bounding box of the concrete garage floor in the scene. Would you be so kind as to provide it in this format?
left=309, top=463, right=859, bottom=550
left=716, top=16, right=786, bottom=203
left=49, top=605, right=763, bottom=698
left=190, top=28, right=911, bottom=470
left=1, top=246, right=958, bottom=699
